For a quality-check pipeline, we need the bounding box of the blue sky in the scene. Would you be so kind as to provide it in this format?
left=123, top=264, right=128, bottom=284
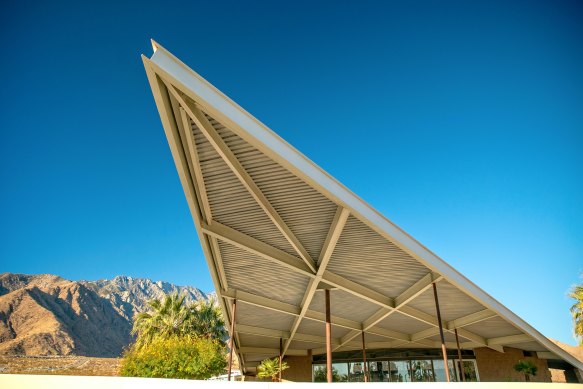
left=1, top=1, right=582, bottom=345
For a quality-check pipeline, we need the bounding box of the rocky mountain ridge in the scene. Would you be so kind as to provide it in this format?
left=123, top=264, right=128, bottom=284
left=0, top=273, right=210, bottom=357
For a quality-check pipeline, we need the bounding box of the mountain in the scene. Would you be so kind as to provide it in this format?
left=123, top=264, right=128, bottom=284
left=0, top=273, right=210, bottom=357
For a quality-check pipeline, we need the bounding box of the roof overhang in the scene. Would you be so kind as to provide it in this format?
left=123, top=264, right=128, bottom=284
left=142, top=41, right=583, bottom=373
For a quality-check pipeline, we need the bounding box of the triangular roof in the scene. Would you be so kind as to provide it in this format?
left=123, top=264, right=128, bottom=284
left=142, top=41, right=583, bottom=373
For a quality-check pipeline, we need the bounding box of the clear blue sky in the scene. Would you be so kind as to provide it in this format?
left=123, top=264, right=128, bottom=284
left=1, top=1, right=581, bottom=345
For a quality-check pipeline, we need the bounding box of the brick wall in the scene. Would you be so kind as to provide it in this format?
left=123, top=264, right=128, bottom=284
left=474, top=347, right=551, bottom=382
left=282, top=354, right=313, bottom=382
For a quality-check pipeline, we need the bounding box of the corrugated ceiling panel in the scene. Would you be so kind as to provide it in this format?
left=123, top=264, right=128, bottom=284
left=219, top=240, right=310, bottom=306
left=296, top=318, right=351, bottom=339
left=244, top=353, right=275, bottom=362
left=308, top=289, right=380, bottom=323
left=289, top=340, right=324, bottom=350
left=189, top=116, right=300, bottom=259
left=426, top=332, right=458, bottom=343
left=205, top=113, right=339, bottom=262
left=235, top=301, right=295, bottom=331
left=363, top=333, right=390, bottom=343
left=505, top=342, right=546, bottom=352
left=327, top=216, right=429, bottom=298
left=238, top=333, right=280, bottom=349
left=407, top=280, right=485, bottom=322
left=376, top=311, right=433, bottom=335
left=463, top=316, right=522, bottom=339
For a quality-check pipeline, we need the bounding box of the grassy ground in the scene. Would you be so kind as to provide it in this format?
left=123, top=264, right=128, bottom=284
left=0, top=356, right=121, bottom=376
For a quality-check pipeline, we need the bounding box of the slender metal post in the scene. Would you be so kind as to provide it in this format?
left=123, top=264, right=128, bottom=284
left=432, top=283, right=450, bottom=382
left=361, top=330, right=369, bottom=382
left=325, top=289, right=332, bottom=383
left=454, top=328, right=464, bottom=382
left=228, top=298, right=237, bottom=381
left=279, top=337, right=283, bottom=382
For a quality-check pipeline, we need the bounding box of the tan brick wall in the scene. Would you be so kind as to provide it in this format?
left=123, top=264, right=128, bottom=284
left=281, top=355, right=313, bottom=382
left=549, top=368, right=567, bottom=383
left=474, top=347, right=551, bottom=382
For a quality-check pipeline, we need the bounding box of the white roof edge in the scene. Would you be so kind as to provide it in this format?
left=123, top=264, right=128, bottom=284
left=143, top=42, right=583, bottom=370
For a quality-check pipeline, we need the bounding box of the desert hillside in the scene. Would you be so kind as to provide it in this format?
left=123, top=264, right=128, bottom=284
left=0, top=273, right=209, bottom=357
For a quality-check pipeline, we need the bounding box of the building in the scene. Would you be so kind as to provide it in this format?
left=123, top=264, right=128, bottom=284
left=142, top=41, right=583, bottom=383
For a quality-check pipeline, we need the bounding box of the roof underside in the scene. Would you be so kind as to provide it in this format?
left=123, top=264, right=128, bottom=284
left=143, top=43, right=582, bottom=374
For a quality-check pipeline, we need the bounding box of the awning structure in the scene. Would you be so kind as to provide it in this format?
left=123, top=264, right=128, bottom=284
left=142, top=41, right=583, bottom=375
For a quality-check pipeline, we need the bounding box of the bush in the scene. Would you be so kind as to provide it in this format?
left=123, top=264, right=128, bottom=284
left=120, top=334, right=227, bottom=379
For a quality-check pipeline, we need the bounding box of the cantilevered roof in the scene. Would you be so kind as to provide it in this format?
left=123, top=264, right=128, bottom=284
left=142, top=41, right=583, bottom=374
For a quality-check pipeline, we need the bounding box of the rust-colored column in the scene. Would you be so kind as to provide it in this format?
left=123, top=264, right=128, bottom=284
left=227, top=298, right=237, bottom=381
left=279, top=337, right=283, bottom=382
left=325, top=289, right=332, bottom=383
left=361, top=330, right=369, bottom=382
left=454, top=328, right=464, bottom=382
left=432, top=283, right=450, bottom=382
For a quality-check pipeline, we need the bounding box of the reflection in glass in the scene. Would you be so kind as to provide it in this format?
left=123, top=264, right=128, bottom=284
left=461, top=360, right=479, bottom=382
left=410, top=360, right=434, bottom=382
left=312, top=363, right=349, bottom=382
left=348, top=362, right=365, bottom=382
left=389, top=360, right=412, bottom=382
left=433, top=359, right=456, bottom=382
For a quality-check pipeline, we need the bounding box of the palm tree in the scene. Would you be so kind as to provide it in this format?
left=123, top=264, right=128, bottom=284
left=570, top=284, right=583, bottom=345
left=186, top=299, right=228, bottom=343
left=513, top=360, right=537, bottom=382
left=257, top=357, right=289, bottom=382
left=132, top=293, right=190, bottom=347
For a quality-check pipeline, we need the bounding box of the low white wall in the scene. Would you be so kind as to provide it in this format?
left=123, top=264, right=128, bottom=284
left=0, top=375, right=578, bottom=388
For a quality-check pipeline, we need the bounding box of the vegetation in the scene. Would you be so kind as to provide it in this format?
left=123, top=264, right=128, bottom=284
left=257, top=357, right=289, bottom=382
left=569, top=283, right=583, bottom=345
left=122, top=293, right=228, bottom=379
left=513, top=360, right=537, bottom=382
left=120, top=335, right=226, bottom=379
left=313, top=366, right=347, bottom=382
left=186, top=299, right=228, bottom=342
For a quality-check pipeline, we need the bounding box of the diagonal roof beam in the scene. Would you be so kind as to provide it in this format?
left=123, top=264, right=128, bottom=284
left=203, top=221, right=315, bottom=277
left=446, top=308, right=497, bottom=330
left=488, top=333, right=532, bottom=346
left=163, top=81, right=316, bottom=272
left=333, top=272, right=441, bottom=350
left=204, top=220, right=397, bottom=311
left=236, top=323, right=362, bottom=348
left=283, top=207, right=350, bottom=357
left=223, top=288, right=360, bottom=331
left=177, top=107, right=229, bottom=291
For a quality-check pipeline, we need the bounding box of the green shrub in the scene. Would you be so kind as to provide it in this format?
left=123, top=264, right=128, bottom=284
left=120, top=334, right=226, bottom=379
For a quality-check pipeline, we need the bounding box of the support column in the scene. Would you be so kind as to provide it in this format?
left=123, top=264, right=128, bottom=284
left=279, top=337, right=283, bottom=382
left=325, top=289, right=332, bottom=383
left=454, top=328, right=464, bottom=382
left=361, top=330, right=369, bottom=382
left=228, top=298, right=237, bottom=382
left=432, top=282, right=450, bottom=382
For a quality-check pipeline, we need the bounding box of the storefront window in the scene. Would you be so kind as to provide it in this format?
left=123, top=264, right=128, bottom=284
left=313, top=356, right=479, bottom=383
left=389, top=360, right=412, bottom=382
left=410, top=360, right=434, bottom=382
left=433, top=359, right=456, bottom=382
left=348, top=362, right=366, bottom=382
left=461, top=360, right=480, bottom=382
left=312, top=363, right=349, bottom=382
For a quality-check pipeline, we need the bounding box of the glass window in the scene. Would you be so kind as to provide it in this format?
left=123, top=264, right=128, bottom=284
left=389, top=360, right=412, bottom=382
left=461, top=360, right=479, bottom=382
left=411, top=360, right=434, bottom=382
left=348, top=362, right=366, bottom=382
left=313, top=364, right=327, bottom=382
left=368, top=361, right=385, bottom=382
left=433, top=359, right=456, bottom=382
left=312, top=363, right=349, bottom=382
